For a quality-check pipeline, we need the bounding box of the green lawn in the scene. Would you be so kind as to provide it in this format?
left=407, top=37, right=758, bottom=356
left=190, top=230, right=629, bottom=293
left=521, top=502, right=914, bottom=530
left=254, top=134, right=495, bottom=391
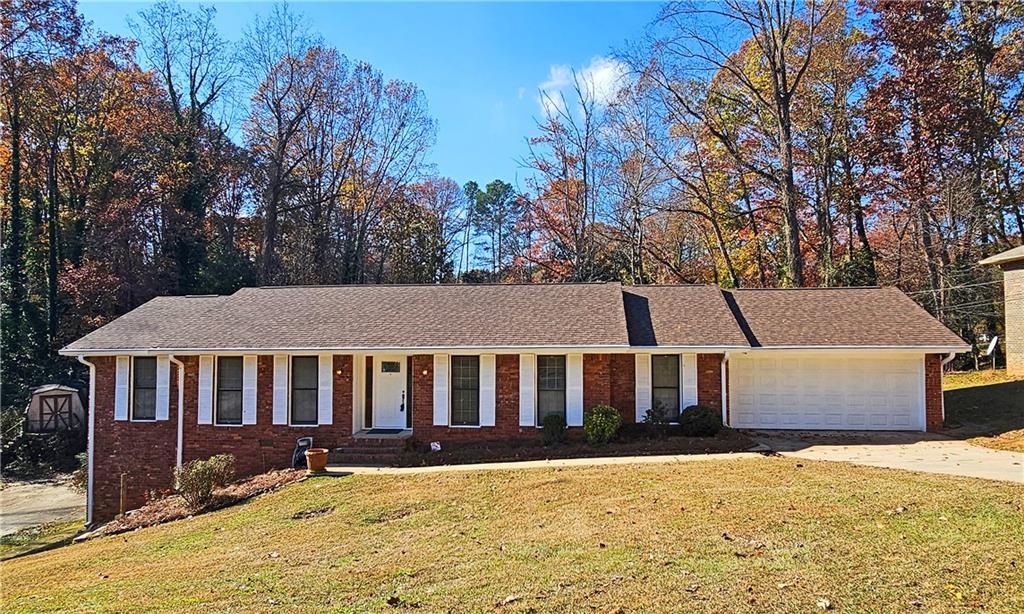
left=2, top=458, right=1021, bottom=612
left=944, top=370, right=1024, bottom=452
left=0, top=520, right=83, bottom=561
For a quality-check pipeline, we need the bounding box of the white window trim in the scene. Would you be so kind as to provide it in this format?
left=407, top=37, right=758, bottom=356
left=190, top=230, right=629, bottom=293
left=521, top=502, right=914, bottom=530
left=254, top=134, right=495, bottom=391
left=129, top=356, right=157, bottom=422
left=289, top=354, right=321, bottom=427
left=535, top=354, right=567, bottom=427
left=448, top=354, right=482, bottom=428
left=213, top=356, right=244, bottom=427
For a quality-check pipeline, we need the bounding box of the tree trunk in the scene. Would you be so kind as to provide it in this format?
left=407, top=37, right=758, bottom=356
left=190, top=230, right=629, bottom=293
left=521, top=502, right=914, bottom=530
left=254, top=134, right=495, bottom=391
left=777, top=106, right=804, bottom=286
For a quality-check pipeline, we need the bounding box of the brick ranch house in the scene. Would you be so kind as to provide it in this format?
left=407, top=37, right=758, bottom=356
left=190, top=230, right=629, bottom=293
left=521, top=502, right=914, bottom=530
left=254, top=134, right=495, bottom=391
left=60, top=283, right=967, bottom=524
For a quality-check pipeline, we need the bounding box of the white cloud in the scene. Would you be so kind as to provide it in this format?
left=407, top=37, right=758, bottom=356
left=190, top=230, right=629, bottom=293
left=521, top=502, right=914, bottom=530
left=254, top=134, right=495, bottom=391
left=536, top=56, right=628, bottom=117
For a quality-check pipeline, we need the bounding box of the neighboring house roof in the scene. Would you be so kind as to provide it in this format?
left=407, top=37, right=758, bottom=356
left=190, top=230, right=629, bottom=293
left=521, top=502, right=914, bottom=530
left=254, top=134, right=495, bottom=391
left=623, top=285, right=749, bottom=347
left=62, top=283, right=632, bottom=352
left=979, top=245, right=1024, bottom=266
left=60, top=283, right=967, bottom=354
left=725, top=287, right=967, bottom=349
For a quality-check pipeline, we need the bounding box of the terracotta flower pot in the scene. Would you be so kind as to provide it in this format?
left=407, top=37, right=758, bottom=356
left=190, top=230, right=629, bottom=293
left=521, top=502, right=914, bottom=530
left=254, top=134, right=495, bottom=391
left=305, top=448, right=329, bottom=473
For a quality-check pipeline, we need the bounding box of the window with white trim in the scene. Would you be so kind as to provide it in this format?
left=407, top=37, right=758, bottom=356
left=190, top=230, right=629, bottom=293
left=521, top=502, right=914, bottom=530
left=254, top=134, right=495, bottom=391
left=290, top=356, right=318, bottom=425
left=652, top=354, right=680, bottom=421
left=537, top=355, right=566, bottom=423
left=451, top=355, right=480, bottom=426
left=131, top=357, right=157, bottom=421
left=215, top=356, right=243, bottom=425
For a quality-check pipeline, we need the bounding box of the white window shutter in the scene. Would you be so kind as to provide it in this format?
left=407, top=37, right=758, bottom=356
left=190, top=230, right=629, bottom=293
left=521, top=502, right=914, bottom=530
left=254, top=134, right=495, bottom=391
left=155, top=356, right=170, bottom=421
left=433, top=354, right=449, bottom=426
left=318, top=353, right=333, bottom=425
left=681, top=353, right=698, bottom=409
left=352, top=354, right=365, bottom=433
left=197, top=355, right=214, bottom=425
left=567, top=353, right=584, bottom=427
left=519, top=354, right=536, bottom=426
left=114, top=356, right=130, bottom=421
left=242, top=355, right=258, bottom=425
left=480, top=354, right=496, bottom=427
left=635, top=354, right=652, bottom=422
left=273, top=355, right=288, bottom=425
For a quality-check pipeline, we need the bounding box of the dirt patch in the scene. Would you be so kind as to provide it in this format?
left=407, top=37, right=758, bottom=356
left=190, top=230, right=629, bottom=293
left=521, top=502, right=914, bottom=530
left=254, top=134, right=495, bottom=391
left=397, top=428, right=755, bottom=467
left=90, top=469, right=306, bottom=538
left=291, top=506, right=334, bottom=520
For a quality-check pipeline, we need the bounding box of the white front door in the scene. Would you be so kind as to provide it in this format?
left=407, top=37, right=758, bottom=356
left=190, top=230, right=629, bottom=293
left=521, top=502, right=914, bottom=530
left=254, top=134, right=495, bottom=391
left=372, top=355, right=407, bottom=428
left=729, top=353, right=925, bottom=431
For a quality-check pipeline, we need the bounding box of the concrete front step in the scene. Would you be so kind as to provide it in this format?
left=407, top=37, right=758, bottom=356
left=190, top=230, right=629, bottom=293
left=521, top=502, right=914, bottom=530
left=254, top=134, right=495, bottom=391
left=330, top=447, right=402, bottom=465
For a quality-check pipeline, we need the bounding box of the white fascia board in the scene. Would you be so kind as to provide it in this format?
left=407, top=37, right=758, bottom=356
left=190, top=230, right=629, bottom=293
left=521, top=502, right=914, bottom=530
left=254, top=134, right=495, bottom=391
left=61, top=344, right=750, bottom=356
left=740, top=345, right=970, bottom=354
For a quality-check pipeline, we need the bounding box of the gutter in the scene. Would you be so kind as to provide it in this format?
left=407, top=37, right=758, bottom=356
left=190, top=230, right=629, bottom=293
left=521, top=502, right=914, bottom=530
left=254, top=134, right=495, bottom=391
left=76, top=356, right=96, bottom=527
left=941, top=352, right=956, bottom=366
left=720, top=352, right=730, bottom=426
left=168, top=355, right=186, bottom=469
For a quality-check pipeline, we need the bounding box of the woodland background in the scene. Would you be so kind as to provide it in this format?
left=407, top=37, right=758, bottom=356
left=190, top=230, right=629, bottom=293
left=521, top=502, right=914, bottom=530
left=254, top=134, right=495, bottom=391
left=2, top=0, right=1022, bottom=413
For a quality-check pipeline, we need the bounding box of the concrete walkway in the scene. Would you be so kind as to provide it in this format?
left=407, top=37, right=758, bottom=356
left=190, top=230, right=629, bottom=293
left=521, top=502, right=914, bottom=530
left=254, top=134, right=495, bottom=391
left=0, top=481, right=85, bottom=536
left=749, top=431, right=1024, bottom=483
left=327, top=450, right=764, bottom=475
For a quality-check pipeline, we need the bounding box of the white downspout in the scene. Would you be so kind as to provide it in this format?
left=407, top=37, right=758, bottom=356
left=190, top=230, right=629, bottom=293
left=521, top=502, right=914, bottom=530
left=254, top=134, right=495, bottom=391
left=77, top=356, right=96, bottom=527
left=168, top=355, right=186, bottom=468
left=720, top=352, right=730, bottom=427
left=939, top=352, right=956, bottom=423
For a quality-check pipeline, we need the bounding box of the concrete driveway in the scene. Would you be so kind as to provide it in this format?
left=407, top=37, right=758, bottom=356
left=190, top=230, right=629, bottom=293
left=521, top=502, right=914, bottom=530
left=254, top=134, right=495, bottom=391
left=749, top=430, right=1024, bottom=483
left=0, top=480, right=85, bottom=536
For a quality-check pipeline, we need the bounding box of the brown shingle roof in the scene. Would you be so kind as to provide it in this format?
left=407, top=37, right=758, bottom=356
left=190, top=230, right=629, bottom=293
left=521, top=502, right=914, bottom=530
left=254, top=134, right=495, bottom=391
left=63, top=283, right=632, bottom=351
left=622, top=285, right=749, bottom=347
left=725, top=287, right=967, bottom=348
left=61, top=283, right=966, bottom=353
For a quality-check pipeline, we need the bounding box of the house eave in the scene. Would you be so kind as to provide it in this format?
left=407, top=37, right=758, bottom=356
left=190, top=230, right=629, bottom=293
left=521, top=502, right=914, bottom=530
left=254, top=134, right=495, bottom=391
left=59, top=344, right=755, bottom=356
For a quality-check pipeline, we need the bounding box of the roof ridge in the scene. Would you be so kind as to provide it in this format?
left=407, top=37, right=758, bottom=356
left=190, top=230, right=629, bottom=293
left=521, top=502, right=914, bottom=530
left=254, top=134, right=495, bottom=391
left=247, top=282, right=621, bottom=290
left=729, top=286, right=883, bottom=291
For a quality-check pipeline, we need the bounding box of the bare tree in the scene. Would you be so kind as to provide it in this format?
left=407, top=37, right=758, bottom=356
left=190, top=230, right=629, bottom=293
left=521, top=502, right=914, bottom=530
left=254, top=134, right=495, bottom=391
left=646, top=0, right=837, bottom=286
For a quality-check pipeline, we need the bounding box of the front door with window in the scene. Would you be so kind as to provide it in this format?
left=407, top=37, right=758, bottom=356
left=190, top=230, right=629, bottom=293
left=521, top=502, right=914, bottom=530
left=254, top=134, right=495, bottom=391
left=372, top=355, right=407, bottom=428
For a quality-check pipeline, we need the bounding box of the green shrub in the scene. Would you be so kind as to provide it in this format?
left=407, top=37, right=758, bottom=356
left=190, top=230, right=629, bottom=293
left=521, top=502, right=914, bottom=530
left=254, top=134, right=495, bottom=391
left=541, top=413, right=567, bottom=445
left=584, top=405, right=622, bottom=445
left=678, top=405, right=722, bottom=437
left=174, top=454, right=236, bottom=512
left=642, top=403, right=672, bottom=438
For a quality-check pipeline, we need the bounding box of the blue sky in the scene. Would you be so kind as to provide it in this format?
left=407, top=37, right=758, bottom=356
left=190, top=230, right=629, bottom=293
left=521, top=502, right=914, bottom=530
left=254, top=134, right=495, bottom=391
left=79, top=1, right=662, bottom=190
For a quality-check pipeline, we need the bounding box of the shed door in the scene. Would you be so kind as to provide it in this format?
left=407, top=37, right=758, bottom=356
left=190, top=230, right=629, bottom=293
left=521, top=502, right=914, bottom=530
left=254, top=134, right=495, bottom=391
left=729, top=354, right=925, bottom=431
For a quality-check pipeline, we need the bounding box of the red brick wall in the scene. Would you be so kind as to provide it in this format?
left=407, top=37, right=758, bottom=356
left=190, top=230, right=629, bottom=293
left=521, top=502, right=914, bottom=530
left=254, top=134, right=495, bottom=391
left=411, top=354, right=538, bottom=442
left=583, top=354, right=611, bottom=411
left=925, top=353, right=943, bottom=432
left=697, top=353, right=724, bottom=411
left=610, top=354, right=636, bottom=423
left=183, top=355, right=354, bottom=477
left=91, top=354, right=354, bottom=523
left=90, top=357, right=179, bottom=522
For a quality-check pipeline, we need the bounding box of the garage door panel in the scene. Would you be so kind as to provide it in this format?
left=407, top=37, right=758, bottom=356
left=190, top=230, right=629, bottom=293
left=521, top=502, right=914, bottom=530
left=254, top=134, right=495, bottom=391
left=730, top=354, right=924, bottom=431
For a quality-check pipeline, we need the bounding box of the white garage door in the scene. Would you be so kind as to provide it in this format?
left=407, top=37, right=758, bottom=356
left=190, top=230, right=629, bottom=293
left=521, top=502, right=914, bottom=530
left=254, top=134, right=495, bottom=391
left=729, top=353, right=925, bottom=431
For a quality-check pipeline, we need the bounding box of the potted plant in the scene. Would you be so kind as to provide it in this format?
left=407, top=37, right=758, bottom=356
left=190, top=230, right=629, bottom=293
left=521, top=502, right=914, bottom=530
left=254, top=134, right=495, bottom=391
left=304, top=447, right=329, bottom=472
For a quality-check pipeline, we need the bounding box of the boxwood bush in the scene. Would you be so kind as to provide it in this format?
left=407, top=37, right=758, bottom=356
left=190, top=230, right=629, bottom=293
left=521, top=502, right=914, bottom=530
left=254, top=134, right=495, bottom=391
left=584, top=404, right=622, bottom=445
left=541, top=413, right=567, bottom=445
left=678, top=404, right=722, bottom=437
left=174, top=453, right=236, bottom=511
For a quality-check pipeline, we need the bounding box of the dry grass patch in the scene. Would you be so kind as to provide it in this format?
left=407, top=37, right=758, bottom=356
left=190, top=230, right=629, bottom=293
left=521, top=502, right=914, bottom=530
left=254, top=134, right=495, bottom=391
left=944, top=370, right=1024, bottom=452
left=2, top=458, right=1022, bottom=612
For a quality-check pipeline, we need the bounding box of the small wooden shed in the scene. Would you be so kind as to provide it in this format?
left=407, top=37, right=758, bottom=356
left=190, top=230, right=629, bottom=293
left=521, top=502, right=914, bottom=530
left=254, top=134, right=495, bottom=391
left=24, top=384, right=85, bottom=432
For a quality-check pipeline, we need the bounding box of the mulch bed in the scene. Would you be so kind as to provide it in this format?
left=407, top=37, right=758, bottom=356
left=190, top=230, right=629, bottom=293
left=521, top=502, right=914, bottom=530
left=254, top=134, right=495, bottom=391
left=397, top=427, right=756, bottom=467
left=88, top=469, right=306, bottom=538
